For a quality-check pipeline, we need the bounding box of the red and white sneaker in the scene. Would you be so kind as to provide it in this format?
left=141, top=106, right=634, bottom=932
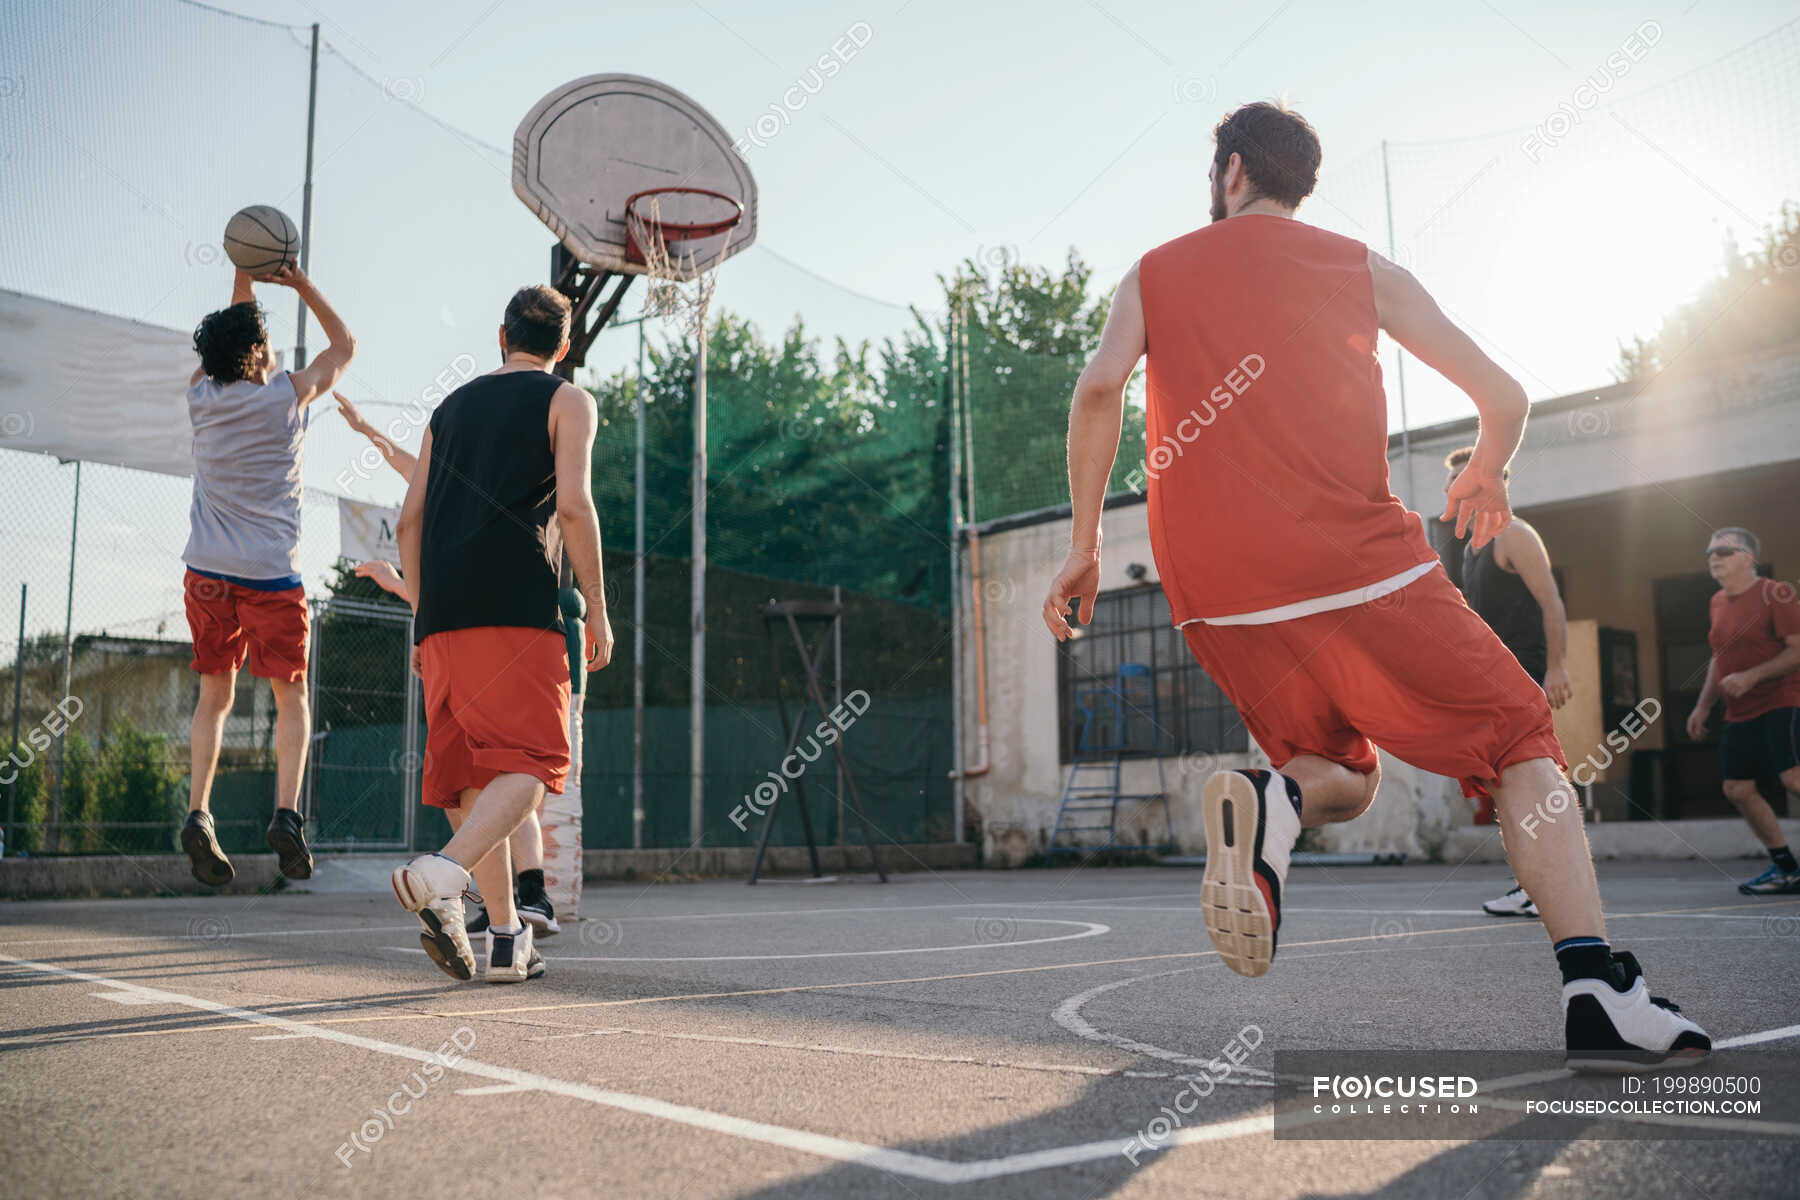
left=1201, top=769, right=1301, bottom=978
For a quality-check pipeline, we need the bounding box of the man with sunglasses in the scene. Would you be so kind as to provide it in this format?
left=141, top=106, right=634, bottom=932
left=1686, top=527, right=1800, bottom=894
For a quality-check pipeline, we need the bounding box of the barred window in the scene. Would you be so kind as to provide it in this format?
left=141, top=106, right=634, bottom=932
left=1057, top=584, right=1248, bottom=763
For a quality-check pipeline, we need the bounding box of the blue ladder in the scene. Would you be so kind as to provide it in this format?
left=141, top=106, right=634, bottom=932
left=1049, top=663, right=1175, bottom=857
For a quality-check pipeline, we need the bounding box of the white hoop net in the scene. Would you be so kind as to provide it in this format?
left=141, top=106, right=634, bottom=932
left=626, top=194, right=735, bottom=337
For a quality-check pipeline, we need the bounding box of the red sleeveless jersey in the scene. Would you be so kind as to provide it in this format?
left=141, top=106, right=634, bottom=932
left=1138, top=215, right=1435, bottom=622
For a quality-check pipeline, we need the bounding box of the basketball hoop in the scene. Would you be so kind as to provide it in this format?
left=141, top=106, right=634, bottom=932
left=624, top=187, right=744, bottom=334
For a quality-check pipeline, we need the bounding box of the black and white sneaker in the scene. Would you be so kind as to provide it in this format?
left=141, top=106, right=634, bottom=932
left=265, top=808, right=313, bottom=881
left=464, top=903, right=490, bottom=935
left=517, top=885, right=561, bottom=938
left=180, top=810, right=234, bottom=888
left=485, top=923, right=537, bottom=984
left=1201, top=769, right=1301, bottom=978
left=1564, top=951, right=1711, bottom=1072
left=1483, top=882, right=1538, bottom=918
left=391, top=853, right=476, bottom=981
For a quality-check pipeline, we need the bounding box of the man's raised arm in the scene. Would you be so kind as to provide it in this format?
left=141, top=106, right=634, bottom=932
left=1369, top=251, right=1527, bottom=550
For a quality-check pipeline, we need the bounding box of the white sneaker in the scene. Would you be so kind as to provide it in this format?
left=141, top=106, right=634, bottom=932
left=1482, top=883, right=1538, bottom=918
left=1564, top=951, right=1711, bottom=1071
left=391, top=852, right=470, bottom=912
left=392, top=853, right=475, bottom=981
left=1201, top=769, right=1301, bottom=978
left=486, top=922, right=537, bottom=984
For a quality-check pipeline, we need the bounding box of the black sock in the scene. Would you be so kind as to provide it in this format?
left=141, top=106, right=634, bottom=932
left=517, top=868, right=545, bottom=894
left=1280, top=774, right=1304, bottom=820
left=1554, top=936, right=1613, bottom=985
left=1772, top=847, right=1798, bottom=874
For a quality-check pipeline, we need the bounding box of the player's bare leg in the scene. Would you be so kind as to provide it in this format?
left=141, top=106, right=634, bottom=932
left=264, top=676, right=313, bottom=879
left=396, top=773, right=545, bottom=982
left=1491, top=757, right=1603, bottom=942
left=1493, top=755, right=1707, bottom=1068
left=181, top=671, right=236, bottom=885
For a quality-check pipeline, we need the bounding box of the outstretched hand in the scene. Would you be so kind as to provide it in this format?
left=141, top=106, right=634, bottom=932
left=334, top=391, right=371, bottom=434
left=1042, top=547, right=1101, bottom=641
left=1442, top=465, right=1512, bottom=552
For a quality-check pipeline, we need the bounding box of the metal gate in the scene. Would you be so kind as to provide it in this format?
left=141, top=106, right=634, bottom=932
left=304, top=596, right=419, bottom=851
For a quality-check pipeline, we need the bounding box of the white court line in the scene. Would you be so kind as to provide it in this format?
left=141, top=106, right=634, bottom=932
left=0, top=926, right=420, bottom=948
left=90, top=992, right=163, bottom=1006
left=0, top=950, right=1258, bottom=1184
left=456, top=1083, right=533, bottom=1095
left=388, top=918, right=1110, bottom=963
left=9, top=952, right=1798, bottom=1176
left=1716, top=1024, right=1800, bottom=1049
left=566, top=892, right=1207, bottom=924
left=525, top=1023, right=1234, bottom=1082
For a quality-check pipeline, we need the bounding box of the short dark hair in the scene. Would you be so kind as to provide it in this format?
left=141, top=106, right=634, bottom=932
left=1212, top=101, right=1322, bottom=210
left=1711, top=526, right=1760, bottom=558
left=503, top=285, right=572, bottom=357
left=193, top=302, right=268, bottom=384
left=1444, top=446, right=1509, bottom=481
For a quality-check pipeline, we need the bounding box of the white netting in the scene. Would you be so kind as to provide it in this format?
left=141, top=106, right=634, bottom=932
left=625, top=193, right=736, bottom=335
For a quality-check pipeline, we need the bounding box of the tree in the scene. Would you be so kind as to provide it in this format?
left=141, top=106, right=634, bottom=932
left=1614, top=204, right=1800, bottom=381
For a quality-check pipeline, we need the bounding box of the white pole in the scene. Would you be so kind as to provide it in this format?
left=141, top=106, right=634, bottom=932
left=689, top=315, right=707, bottom=849
left=633, top=317, right=646, bottom=850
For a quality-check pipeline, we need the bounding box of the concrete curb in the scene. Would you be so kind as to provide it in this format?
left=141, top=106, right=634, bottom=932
left=1441, top=817, right=1791, bottom=864
left=2, top=843, right=980, bottom=900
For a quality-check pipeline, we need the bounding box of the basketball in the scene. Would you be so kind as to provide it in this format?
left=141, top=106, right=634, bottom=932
left=222, top=204, right=299, bottom=273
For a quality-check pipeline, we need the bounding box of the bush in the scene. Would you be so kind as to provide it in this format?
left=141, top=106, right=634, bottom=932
left=57, top=729, right=100, bottom=853
left=94, top=719, right=184, bottom=853
left=2, top=742, right=48, bottom=854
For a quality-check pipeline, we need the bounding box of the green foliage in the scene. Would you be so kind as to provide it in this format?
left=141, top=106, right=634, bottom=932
left=92, top=719, right=183, bottom=853
left=4, top=723, right=182, bottom=855
left=947, top=250, right=1150, bottom=521
left=3, top=742, right=48, bottom=854
left=59, top=728, right=99, bottom=852
left=1614, top=204, right=1800, bottom=381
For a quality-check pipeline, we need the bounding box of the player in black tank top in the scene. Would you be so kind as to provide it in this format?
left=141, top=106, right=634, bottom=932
left=414, top=369, right=566, bottom=641
left=1444, top=450, right=1573, bottom=919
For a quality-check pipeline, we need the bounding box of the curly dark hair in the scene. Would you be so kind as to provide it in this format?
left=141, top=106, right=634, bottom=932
left=193, top=302, right=269, bottom=384
left=1213, top=101, right=1322, bottom=210
left=503, top=285, right=572, bottom=357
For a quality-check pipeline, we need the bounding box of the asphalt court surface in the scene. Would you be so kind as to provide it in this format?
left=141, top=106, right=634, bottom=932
left=3, top=861, right=1798, bottom=1198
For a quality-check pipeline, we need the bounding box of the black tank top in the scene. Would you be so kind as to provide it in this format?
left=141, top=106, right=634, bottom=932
left=413, top=370, right=565, bottom=642
left=1462, top=539, right=1546, bottom=683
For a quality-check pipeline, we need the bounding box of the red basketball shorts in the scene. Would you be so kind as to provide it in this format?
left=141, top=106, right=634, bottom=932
left=1180, top=565, right=1565, bottom=798
left=183, top=569, right=309, bottom=684
left=418, top=626, right=572, bottom=809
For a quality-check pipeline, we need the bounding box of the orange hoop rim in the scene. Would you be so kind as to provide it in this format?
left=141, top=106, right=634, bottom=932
left=623, top=187, right=745, bottom=264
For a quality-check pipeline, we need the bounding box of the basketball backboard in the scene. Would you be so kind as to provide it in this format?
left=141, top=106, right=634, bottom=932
left=513, top=74, right=757, bottom=282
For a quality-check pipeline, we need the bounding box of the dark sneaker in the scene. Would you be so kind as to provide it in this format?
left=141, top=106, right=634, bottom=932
left=1200, top=769, right=1300, bottom=978
left=485, top=923, right=536, bottom=984
left=1738, top=863, right=1800, bottom=895
left=180, top=811, right=234, bottom=888
left=517, top=885, right=561, bottom=938
left=465, top=903, right=490, bottom=935
left=1565, top=951, right=1710, bottom=1072
left=265, top=808, right=313, bottom=881
left=1483, top=883, right=1539, bottom=917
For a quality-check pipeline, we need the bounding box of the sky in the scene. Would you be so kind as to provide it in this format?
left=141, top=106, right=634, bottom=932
left=1, top=0, right=1797, bottom=639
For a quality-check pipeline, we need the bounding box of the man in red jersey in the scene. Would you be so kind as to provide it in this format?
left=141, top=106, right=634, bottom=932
left=1685, top=526, right=1800, bottom=894
left=1042, top=101, right=1708, bottom=1069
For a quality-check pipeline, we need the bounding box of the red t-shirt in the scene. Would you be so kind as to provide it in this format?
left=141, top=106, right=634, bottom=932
left=1137, top=216, right=1435, bottom=623
left=1709, top=578, right=1800, bottom=722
